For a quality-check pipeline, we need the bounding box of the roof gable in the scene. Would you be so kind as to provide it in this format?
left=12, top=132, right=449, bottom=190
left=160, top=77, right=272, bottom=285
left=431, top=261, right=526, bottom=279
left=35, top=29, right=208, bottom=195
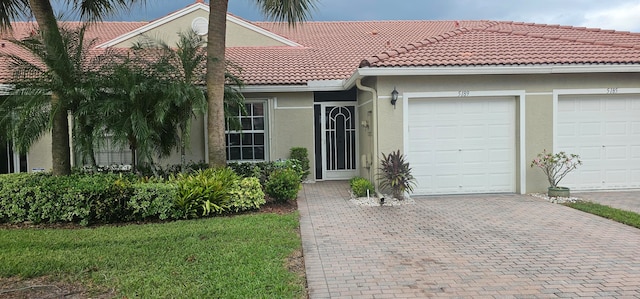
left=97, top=3, right=300, bottom=48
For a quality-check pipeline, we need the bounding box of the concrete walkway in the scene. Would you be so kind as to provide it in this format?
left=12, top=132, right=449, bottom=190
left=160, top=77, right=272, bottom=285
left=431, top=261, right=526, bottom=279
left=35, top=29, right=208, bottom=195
left=298, top=181, right=640, bottom=298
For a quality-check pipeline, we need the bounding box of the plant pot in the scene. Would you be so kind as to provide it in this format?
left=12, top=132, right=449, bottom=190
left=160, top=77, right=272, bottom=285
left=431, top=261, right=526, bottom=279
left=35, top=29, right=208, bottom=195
left=548, top=186, right=570, bottom=198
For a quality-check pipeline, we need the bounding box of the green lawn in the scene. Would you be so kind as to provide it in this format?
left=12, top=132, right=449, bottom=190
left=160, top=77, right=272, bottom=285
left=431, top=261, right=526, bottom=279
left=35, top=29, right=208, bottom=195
left=0, top=213, right=305, bottom=298
left=565, top=201, right=640, bottom=229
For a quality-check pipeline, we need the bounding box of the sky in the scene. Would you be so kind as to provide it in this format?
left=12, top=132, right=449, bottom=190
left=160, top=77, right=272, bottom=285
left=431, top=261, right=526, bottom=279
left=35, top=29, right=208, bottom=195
left=55, top=0, right=640, bottom=32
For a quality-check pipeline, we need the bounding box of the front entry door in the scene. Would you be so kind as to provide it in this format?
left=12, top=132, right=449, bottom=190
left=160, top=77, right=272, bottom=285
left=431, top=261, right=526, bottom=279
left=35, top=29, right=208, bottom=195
left=321, top=103, right=357, bottom=179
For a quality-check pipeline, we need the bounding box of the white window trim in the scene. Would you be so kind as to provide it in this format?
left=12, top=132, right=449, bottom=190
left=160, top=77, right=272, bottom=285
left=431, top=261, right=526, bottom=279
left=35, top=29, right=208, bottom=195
left=226, top=99, right=270, bottom=162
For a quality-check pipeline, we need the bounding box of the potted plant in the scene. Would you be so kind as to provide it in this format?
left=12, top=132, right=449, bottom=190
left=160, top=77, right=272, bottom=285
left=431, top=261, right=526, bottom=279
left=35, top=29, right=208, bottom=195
left=530, top=150, right=582, bottom=198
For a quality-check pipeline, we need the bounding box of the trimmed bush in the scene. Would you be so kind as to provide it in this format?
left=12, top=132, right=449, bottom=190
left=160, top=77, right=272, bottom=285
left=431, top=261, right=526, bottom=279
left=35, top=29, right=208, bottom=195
left=128, top=183, right=179, bottom=221
left=228, top=177, right=266, bottom=212
left=0, top=173, right=134, bottom=226
left=350, top=177, right=375, bottom=197
left=265, top=168, right=301, bottom=202
left=289, top=147, right=310, bottom=181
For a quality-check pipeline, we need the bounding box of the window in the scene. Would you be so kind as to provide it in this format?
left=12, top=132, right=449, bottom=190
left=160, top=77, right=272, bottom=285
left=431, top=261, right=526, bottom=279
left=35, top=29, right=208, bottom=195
left=226, top=101, right=267, bottom=161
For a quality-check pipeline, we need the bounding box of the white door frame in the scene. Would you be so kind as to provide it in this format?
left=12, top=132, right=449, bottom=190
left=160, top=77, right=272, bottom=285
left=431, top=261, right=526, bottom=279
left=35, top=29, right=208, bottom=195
left=319, top=102, right=358, bottom=180
left=403, top=90, right=526, bottom=194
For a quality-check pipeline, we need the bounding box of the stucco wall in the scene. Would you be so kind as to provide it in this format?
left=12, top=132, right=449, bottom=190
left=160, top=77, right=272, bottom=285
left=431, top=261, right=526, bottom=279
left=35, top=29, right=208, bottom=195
left=27, top=133, right=52, bottom=172
left=244, top=92, right=315, bottom=176
left=373, top=72, right=640, bottom=193
left=225, top=21, right=290, bottom=47
left=112, top=10, right=289, bottom=48
left=356, top=78, right=376, bottom=182
left=113, top=10, right=210, bottom=48
left=157, top=113, right=207, bottom=166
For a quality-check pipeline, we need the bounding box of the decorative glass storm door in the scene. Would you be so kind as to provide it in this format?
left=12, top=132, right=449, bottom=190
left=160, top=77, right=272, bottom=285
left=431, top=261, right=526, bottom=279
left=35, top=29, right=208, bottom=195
left=322, top=104, right=357, bottom=179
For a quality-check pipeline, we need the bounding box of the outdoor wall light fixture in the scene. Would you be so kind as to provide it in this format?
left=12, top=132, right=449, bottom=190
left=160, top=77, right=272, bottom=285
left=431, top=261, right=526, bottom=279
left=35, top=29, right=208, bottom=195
left=391, top=87, right=399, bottom=108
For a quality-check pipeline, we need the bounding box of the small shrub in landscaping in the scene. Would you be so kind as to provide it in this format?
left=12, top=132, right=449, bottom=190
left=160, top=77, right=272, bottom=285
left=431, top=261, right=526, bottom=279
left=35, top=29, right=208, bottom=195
left=378, top=150, right=416, bottom=200
left=228, top=177, right=266, bottom=212
left=289, top=147, right=310, bottom=181
left=128, top=183, right=179, bottom=221
left=350, top=177, right=375, bottom=197
left=265, top=168, right=301, bottom=202
left=228, top=162, right=261, bottom=178
left=172, top=168, right=238, bottom=219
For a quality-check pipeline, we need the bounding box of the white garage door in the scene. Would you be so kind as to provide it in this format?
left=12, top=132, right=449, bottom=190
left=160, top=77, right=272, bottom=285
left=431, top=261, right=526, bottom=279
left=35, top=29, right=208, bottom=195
left=557, top=95, right=640, bottom=190
left=407, top=97, right=516, bottom=195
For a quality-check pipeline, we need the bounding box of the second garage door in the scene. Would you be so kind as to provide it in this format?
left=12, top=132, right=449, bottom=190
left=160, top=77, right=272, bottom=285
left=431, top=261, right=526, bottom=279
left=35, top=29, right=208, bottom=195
left=557, top=95, right=640, bottom=190
left=407, top=97, right=516, bottom=195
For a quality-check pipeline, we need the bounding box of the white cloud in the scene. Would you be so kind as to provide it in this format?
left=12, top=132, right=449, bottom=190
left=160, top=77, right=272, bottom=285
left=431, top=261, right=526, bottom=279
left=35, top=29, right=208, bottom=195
left=581, top=2, right=640, bottom=31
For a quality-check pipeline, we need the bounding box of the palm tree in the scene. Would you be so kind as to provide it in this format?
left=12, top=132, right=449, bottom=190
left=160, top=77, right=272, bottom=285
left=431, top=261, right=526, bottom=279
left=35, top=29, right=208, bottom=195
left=0, top=0, right=146, bottom=175
left=93, top=53, right=180, bottom=171
left=206, top=0, right=318, bottom=167
left=0, top=25, right=102, bottom=165
left=132, top=30, right=246, bottom=172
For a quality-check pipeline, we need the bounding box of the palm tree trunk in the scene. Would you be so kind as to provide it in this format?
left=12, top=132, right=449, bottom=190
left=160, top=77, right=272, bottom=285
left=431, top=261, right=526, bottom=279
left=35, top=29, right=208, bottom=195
left=50, top=93, right=71, bottom=175
left=28, top=0, right=72, bottom=176
left=206, top=0, right=229, bottom=168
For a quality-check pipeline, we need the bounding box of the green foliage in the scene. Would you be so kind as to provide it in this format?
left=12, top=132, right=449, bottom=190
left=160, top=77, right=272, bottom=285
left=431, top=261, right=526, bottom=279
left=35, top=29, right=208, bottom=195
left=265, top=168, right=301, bottom=202
left=350, top=176, right=375, bottom=197
left=289, top=147, right=310, bottom=180
left=172, top=168, right=239, bottom=219
left=128, top=183, right=179, bottom=221
left=227, top=161, right=261, bottom=179
left=0, top=173, right=134, bottom=226
left=228, top=177, right=266, bottom=212
left=0, top=214, right=304, bottom=297
left=229, top=159, right=304, bottom=187
left=378, top=150, right=416, bottom=200
left=565, top=201, right=640, bottom=229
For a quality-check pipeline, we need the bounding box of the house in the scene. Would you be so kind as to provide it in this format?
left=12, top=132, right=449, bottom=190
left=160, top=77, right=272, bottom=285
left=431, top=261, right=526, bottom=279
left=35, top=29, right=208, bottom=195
left=2, top=1, right=640, bottom=195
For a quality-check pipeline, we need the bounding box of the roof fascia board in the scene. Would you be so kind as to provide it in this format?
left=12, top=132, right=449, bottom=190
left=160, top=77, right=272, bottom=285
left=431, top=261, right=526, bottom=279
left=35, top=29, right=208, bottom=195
left=241, top=83, right=346, bottom=93
left=226, top=15, right=302, bottom=47
left=356, top=64, right=640, bottom=77
left=97, top=3, right=209, bottom=48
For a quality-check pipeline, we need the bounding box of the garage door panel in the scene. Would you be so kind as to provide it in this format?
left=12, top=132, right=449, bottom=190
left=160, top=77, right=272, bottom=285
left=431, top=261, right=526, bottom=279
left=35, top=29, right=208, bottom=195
left=557, top=95, right=640, bottom=190
left=408, top=97, right=516, bottom=195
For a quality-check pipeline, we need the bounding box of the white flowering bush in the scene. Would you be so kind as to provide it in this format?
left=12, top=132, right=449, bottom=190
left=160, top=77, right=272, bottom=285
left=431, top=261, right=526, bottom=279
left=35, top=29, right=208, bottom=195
left=530, top=150, right=582, bottom=188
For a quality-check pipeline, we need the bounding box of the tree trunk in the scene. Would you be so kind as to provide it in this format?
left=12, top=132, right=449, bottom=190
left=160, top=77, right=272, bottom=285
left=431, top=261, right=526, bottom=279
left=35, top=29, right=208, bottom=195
left=50, top=94, right=71, bottom=175
left=29, top=0, right=72, bottom=176
left=206, top=0, right=229, bottom=168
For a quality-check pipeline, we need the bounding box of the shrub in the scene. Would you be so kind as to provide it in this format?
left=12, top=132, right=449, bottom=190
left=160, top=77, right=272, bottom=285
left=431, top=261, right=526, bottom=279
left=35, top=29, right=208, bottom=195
left=172, top=168, right=238, bottom=219
left=0, top=173, right=134, bottom=226
left=228, top=162, right=261, bottom=178
left=228, top=177, right=266, bottom=212
left=0, top=173, right=43, bottom=223
left=289, top=147, right=310, bottom=181
left=128, top=183, right=179, bottom=221
left=531, top=150, right=582, bottom=188
left=350, top=177, right=375, bottom=197
left=378, top=150, right=416, bottom=200
left=265, top=168, right=301, bottom=202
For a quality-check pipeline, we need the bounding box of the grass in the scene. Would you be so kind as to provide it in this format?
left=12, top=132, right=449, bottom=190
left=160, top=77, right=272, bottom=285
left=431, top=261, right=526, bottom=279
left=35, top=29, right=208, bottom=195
left=565, top=201, right=640, bottom=229
left=0, top=213, right=305, bottom=298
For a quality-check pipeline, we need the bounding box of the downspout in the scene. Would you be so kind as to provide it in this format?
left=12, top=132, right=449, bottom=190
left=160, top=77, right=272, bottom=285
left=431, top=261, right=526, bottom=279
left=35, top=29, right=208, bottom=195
left=355, top=78, right=384, bottom=201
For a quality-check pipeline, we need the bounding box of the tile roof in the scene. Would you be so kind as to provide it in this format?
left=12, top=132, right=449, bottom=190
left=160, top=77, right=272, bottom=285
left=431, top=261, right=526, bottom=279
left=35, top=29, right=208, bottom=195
left=361, top=21, right=640, bottom=67
left=3, top=17, right=640, bottom=86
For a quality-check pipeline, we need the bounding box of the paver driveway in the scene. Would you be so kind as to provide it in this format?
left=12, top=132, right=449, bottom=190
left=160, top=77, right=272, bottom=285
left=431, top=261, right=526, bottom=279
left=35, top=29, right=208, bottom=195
left=298, top=181, right=640, bottom=298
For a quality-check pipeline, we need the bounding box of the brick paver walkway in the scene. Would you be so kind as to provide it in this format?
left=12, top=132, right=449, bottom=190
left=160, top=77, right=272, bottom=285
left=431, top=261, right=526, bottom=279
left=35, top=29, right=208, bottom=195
left=575, top=191, right=640, bottom=214
left=298, top=181, right=640, bottom=298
